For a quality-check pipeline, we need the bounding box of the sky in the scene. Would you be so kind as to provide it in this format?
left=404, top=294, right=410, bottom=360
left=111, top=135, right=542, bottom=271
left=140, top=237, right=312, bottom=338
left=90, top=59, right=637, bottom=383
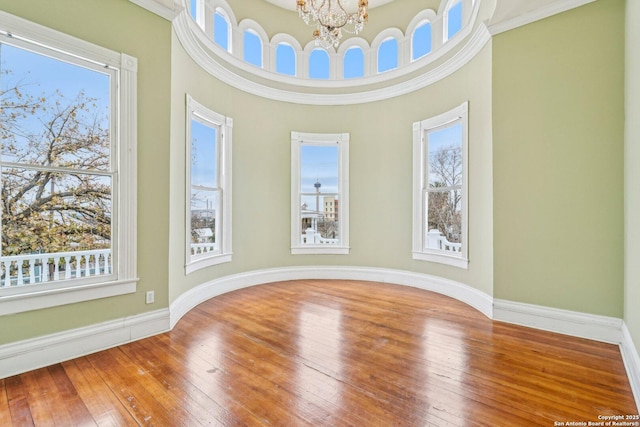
left=301, top=144, right=338, bottom=193
left=427, top=122, right=462, bottom=187
left=0, top=42, right=111, bottom=166
left=190, top=119, right=219, bottom=211
left=0, top=43, right=110, bottom=112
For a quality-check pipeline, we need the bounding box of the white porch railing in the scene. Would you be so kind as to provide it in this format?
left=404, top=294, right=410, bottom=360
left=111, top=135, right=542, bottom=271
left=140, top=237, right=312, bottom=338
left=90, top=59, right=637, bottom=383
left=0, top=249, right=112, bottom=288
left=190, top=242, right=218, bottom=256
left=302, top=228, right=339, bottom=245
left=427, top=229, right=461, bottom=253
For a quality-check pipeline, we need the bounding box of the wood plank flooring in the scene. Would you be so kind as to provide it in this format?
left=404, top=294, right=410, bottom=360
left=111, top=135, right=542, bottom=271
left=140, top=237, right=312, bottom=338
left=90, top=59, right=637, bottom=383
left=0, top=279, right=637, bottom=426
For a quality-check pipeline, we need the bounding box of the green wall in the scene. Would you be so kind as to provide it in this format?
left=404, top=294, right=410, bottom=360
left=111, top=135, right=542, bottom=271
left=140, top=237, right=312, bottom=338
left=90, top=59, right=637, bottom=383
left=0, top=0, right=172, bottom=344
left=169, top=33, right=494, bottom=302
left=625, top=0, right=640, bottom=354
left=492, top=0, right=625, bottom=316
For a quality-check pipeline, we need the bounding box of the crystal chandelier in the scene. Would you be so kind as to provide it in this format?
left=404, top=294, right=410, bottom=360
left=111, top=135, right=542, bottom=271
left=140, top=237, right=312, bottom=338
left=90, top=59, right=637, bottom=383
left=296, top=0, right=369, bottom=48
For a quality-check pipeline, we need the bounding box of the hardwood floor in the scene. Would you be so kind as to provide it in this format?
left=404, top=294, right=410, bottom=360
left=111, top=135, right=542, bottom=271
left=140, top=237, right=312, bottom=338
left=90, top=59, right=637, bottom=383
left=0, top=279, right=637, bottom=426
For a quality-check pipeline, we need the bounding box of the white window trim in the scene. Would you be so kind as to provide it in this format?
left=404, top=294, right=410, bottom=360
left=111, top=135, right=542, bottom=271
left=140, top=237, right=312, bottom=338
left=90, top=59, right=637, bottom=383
left=0, top=11, right=138, bottom=315
left=291, top=132, right=349, bottom=255
left=412, top=101, right=468, bottom=269
left=185, top=95, right=233, bottom=274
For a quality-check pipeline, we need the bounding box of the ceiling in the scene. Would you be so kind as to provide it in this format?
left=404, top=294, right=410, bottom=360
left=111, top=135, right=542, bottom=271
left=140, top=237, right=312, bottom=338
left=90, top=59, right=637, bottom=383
left=263, top=0, right=395, bottom=12
left=261, top=0, right=584, bottom=26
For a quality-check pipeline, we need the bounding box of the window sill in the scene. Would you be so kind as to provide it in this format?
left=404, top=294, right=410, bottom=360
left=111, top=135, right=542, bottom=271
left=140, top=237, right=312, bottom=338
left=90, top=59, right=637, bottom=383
left=185, top=253, right=232, bottom=275
left=0, top=278, right=138, bottom=316
left=291, top=246, right=350, bottom=255
left=413, top=251, right=469, bottom=269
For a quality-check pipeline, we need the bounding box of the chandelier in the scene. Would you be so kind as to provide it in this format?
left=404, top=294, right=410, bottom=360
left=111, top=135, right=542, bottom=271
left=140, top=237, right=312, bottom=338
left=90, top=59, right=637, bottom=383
left=296, top=0, right=369, bottom=48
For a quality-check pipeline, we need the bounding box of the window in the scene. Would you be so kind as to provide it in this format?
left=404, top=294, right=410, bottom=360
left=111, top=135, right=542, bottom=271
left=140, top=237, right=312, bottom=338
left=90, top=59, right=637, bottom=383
left=0, top=14, right=137, bottom=315
left=343, top=46, right=364, bottom=79
left=378, top=38, right=398, bottom=73
left=186, top=95, right=232, bottom=273
left=214, top=9, right=231, bottom=52
left=243, top=29, right=262, bottom=67
left=412, top=102, right=468, bottom=268
left=446, top=1, right=463, bottom=41
left=412, top=21, right=432, bottom=60
left=189, top=0, right=198, bottom=21
left=309, top=49, right=330, bottom=79
left=276, top=43, right=296, bottom=76
left=291, top=132, right=349, bottom=255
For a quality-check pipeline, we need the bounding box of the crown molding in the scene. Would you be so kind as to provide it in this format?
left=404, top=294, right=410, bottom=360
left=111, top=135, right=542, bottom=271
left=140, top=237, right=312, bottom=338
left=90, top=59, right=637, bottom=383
left=488, top=0, right=597, bottom=35
left=129, top=0, right=184, bottom=21
left=174, top=10, right=491, bottom=105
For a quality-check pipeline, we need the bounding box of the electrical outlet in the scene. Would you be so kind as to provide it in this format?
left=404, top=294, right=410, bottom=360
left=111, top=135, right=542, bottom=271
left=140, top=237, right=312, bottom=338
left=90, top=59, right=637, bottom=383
left=145, top=290, right=155, bottom=304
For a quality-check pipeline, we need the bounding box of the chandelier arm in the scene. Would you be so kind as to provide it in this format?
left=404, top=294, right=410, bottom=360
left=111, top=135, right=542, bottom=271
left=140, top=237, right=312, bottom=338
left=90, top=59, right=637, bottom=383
left=297, top=0, right=368, bottom=47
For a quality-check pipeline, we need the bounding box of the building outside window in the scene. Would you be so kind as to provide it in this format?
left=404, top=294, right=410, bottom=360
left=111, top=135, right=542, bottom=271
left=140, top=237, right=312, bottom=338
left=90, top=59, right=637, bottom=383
left=291, top=132, right=349, bottom=255
left=412, top=102, right=468, bottom=268
left=186, top=95, right=232, bottom=273
left=0, top=13, right=138, bottom=314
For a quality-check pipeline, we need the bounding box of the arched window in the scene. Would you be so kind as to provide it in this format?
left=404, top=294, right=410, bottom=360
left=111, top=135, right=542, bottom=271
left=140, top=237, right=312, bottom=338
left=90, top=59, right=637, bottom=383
left=378, top=38, right=398, bottom=73
left=446, top=1, right=463, bottom=41
left=309, top=49, right=330, bottom=79
left=189, top=0, right=198, bottom=21
left=276, top=43, right=296, bottom=76
left=343, top=46, right=364, bottom=79
left=214, top=9, right=231, bottom=52
left=412, top=21, right=432, bottom=60
left=243, top=29, right=263, bottom=67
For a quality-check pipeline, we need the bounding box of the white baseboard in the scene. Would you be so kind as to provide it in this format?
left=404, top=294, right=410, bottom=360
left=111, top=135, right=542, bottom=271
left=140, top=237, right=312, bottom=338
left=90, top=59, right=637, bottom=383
left=493, top=299, right=623, bottom=344
left=621, top=322, right=640, bottom=411
left=169, top=265, right=494, bottom=328
left=0, top=308, right=170, bottom=379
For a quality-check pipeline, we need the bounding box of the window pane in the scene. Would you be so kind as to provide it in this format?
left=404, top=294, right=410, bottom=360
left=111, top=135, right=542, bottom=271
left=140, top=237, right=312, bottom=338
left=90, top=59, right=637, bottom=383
left=190, top=119, right=218, bottom=187
left=214, top=11, right=229, bottom=51
left=378, top=38, right=398, bottom=73
left=343, top=47, right=364, bottom=79
left=300, top=194, right=340, bottom=244
left=190, top=188, right=220, bottom=255
left=0, top=44, right=111, bottom=171
left=300, top=144, right=338, bottom=194
left=244, top=30, right=262, bottom=67
left=412, top=22, right=432, bottom=60
left=425, top=189, right=462, bottom=252
left=189, top=0, right=197, bottom=20
left=299, top=144, right=339, bottom=244
left=276, top=43, right=296, bottom=76
left=427, top=123, right=462, bottom=188
left=309, top=49, right=330, bottom=79
left=447, top=1, right=463, bottom=40
left=0, top=42, right=114, bottom=286
left=2, top=167, right=111, bottom=256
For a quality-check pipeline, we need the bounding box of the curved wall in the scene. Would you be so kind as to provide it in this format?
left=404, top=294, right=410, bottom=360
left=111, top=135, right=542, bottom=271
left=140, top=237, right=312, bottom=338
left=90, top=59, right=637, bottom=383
left=169, top=26, right=495, bottom=303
